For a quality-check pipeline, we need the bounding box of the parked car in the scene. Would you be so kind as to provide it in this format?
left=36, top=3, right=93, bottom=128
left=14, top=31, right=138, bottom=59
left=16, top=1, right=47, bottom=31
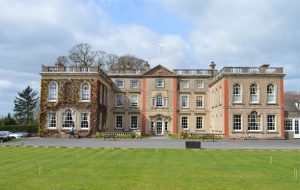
left=0, top=132, right=12, bottom=142
left=0, top=131, right=15, bottom=140
left=0, top=131, right=29, bottom=139
left=11, top=132, right=29, bottom=138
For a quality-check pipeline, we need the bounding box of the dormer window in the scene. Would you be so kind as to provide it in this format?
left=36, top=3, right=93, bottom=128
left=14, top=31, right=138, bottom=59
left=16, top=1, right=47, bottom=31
left=295, top=101, right=300, bottom=110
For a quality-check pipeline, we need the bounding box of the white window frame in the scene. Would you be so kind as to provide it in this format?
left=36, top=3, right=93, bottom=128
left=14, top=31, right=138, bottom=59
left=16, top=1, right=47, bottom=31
left=181, top=95, right=189, bottom=108
left=284, top=119, right=293, bottom=131
left=156, top=94, right=163, bottom=107
left=156, top=79, right=164, bottom=88
left=62, top=109, right=75, bottom=129
left=47, top=112, right=57, bottom=128
left=233, top=114, right=242, bottom=131
left=48, top=82, right=58, bottom=102
left=80, top=112, right=90, bottom=129
left=181, top=80, right=189, bottom=89
left=116, top=80, right=125, bottom=88
left=130, top=80, right=139, bottom=88
left=130, top=115, right=138, bottom=129
left=196, top=96, right=204, bottom=108
left=248, top=111, right=261, bottom=131
left=250, top=84, right=259, bottom=104
left=115, top=115, right=123, bottom=129
left=181, top=116, right=189, bottom=130
left=233, top=84, right=242, bottom=104
left=130, top=95, right=139, bottom=107
left=267, top=84, right=276, bottom=104
left=196, top=116, right=203, bottom=130
left=196, top=80, right=204, bottom=89
left=115, top=95, right=124, bottom=107
left=267, top=115, right=276, bottom=132
left=81, top=82, right=91, bottom=102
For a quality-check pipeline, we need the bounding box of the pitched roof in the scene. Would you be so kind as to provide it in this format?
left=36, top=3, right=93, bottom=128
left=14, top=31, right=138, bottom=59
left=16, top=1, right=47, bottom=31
left=284, top=99, right=300, bottom=112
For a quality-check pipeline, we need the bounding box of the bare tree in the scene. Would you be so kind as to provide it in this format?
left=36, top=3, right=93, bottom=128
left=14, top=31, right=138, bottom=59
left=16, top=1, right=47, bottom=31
left=63, top=43, right=146, bottom=71
left=55, top=56, right=69, bottom=66
left=108, top=54, right=146, bottom=71
left=68, top=43, right=97, bottom=66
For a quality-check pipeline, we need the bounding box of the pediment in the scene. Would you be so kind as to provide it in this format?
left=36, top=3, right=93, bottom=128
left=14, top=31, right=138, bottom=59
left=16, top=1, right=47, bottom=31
left=142, top=64, right=176, bottom=77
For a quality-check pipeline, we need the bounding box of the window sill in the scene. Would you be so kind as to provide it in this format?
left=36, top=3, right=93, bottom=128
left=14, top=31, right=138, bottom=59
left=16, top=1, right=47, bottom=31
left=80, top=100, right=90, bottom=103
left=80, top=128, right=89, bottom=130
left=266, top=131, right=278, bottom=134
left=47, top=100, right=58, bottom=103
left=152, top=107, right=168, bottom=109
left=249, top=102, right=260, bottom=105
left=232, top=130, right=244, bottom=134
left=232, top=102, right=243, bottom=105
left=47, top=127, right=57, bottom=130
left=247, top=131, right=263, bottom=133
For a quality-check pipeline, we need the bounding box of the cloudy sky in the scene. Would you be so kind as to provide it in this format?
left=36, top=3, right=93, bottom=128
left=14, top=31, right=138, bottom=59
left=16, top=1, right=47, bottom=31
left=0, top=0, right=300, bottom=116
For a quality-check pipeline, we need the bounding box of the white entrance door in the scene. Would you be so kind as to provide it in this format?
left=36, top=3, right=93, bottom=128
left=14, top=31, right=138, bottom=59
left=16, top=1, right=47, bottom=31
left=294, top=119, right=300, bottom=138
left=156, top=118, right=163, bottom=135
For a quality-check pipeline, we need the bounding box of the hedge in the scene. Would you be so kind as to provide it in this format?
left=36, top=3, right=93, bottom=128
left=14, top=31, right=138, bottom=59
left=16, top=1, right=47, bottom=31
left=0, top=124, right=38, bottom=134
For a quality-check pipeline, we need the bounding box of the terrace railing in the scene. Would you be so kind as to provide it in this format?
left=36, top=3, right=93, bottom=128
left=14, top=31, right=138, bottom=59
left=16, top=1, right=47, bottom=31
left=174, top=69, right=213, bottom=76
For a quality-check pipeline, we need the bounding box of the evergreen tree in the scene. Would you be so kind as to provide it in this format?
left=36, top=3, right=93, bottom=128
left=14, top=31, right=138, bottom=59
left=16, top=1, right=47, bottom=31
left=14, top=86, right=39, bottom=124
left=2, top=113, right=17, bottom=125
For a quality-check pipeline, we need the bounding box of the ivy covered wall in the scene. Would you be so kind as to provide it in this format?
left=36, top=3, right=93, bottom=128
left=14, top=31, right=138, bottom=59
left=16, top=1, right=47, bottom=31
left=39, top=78, right=107, bottom=137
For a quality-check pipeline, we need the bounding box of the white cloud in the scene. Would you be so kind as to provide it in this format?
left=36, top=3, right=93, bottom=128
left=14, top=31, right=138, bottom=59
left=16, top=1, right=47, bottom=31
left=1, top=0, right=300, bottom=115
left=0, top=80, right=13, bottom=88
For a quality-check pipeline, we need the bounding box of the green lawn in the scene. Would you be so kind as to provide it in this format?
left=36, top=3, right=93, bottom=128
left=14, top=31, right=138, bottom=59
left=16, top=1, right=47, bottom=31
left=0, top=147, right=299, bottom=190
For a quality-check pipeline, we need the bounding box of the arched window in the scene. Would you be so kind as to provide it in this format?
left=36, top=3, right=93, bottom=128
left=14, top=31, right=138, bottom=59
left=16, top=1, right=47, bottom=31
left=250, top=84, right=259, bottom=103
left=267, top=84, right=275, bottom=103
left=81, top=83, right=90, bottom=101
left=233, top=84, right=241, bottom=103
left=48, top=82, right=58, bottom=101
left=248, top=111, right=260, bottom=131
left=62, top=109, right=74, bottom=128
left=156, top=95, right=163, bottom=107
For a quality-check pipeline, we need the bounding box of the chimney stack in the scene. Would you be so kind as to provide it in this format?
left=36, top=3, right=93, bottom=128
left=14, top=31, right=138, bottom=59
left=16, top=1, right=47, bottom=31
left=210, top=61, right=216, bottom=70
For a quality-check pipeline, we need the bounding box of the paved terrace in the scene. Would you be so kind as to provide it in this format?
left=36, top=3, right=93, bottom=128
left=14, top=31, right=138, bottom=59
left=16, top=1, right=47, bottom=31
left=1, top=137, right=300, bottom=150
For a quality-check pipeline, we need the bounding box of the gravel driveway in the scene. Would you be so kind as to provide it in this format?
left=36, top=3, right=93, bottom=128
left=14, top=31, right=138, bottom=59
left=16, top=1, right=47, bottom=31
left=1, top=137, right=300, bottom=150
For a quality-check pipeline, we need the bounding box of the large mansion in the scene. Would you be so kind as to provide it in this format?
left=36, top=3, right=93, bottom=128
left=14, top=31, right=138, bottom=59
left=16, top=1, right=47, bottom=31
left=39, top=62, right=286, bottom=139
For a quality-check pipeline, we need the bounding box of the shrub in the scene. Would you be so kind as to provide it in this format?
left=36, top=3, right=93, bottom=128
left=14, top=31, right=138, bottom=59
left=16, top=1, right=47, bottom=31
left=178, top=130, right=188, bottom=139
left=0, top=124, right=38, bottom=134
left=93, top=133, right=105, bottom=138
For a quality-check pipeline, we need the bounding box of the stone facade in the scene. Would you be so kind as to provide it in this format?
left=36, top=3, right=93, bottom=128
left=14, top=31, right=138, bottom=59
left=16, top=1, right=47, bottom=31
left=40, top=63, right=285, bottom=139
